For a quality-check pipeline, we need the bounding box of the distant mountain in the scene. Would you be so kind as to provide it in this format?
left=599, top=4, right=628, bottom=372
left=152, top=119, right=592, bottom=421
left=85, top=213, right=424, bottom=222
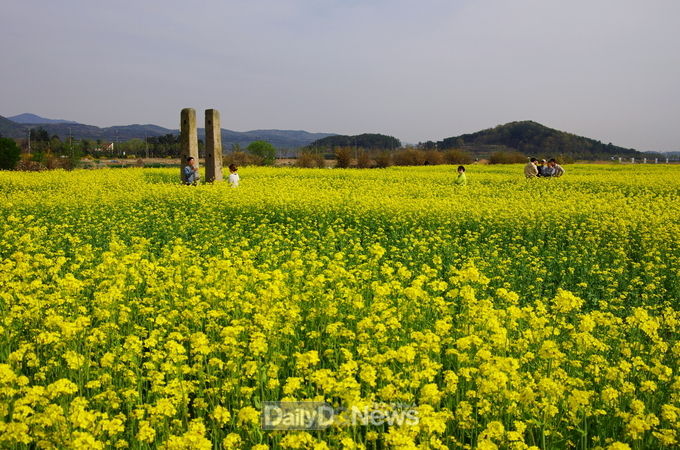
left=0, top=115, right=26, bottom=137
left=8, top=113, right=79, bottom=124
left=0, top=115, right=334, bottom=149
left=433, top=121, right=641, bottom=159
left=308, top=133, right=401, bottom=149
left=214, top=129, right=335, bottom=150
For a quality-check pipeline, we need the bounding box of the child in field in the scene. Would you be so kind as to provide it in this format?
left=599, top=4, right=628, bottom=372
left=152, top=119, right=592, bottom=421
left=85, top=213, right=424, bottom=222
left=454, top=166, right=467, bottom=186
left=228, top=164, right=240, bottom=187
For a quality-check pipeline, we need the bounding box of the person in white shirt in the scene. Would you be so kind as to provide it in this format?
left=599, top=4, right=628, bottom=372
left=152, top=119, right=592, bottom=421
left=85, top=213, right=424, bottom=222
left=228, top=164, right=240, bottom=187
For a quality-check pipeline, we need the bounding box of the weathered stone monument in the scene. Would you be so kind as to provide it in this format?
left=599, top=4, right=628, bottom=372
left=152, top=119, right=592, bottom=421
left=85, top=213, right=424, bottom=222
left=205, top=109, right=223, bottom=182
left=180, top=108, right=199, bottom=183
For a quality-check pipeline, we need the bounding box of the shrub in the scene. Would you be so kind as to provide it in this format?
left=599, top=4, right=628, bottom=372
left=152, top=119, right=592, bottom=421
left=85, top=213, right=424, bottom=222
left=356, top=150, right=373, bottom=168
left=15, top=158, right=46, bottom=171
left=555, top=154, right=575, bottom=164
left=295, top=151, right=325, bottom=168
left=224, top=151, right=263, bottom=167
left=45, top=153, right=63, bottom=170
left=334, top=147, right=353, bottom=169
left=489, top=150, right=527, bottom=164
left=374, top=152, right=393, bottom=168
left=443, top=149, right=474, bottom=165
left=393, top=149, right=427, bottom=166
left=424, top=150, right=445, bottom=165
left=0, top=138, right=21, bottom=170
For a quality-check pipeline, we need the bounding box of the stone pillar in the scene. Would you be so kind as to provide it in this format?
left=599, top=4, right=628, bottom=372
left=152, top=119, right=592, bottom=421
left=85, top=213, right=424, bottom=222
left=205, top=109, right=223, bottom=182
left=180, top=108, right=199, bottom=182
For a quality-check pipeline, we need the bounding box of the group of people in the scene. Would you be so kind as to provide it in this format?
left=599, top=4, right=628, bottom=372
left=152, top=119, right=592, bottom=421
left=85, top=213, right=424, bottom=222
left=454, top=158, right=564, bottom=186
left=182, top=156, right=560, bottom=187
left=182, top=156, right=240, bottom=187
left=524, top=158, right=564, bottom=178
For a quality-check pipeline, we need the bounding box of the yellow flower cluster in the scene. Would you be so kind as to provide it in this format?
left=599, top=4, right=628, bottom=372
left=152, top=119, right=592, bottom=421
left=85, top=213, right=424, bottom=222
left=0, top=164, right=678, bottom=448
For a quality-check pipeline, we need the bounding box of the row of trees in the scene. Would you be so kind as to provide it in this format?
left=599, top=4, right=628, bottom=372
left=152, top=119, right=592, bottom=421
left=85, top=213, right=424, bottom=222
left=290, top=147, right=477, bottom=169
left=4, top=130, right=571, bottom=171
left=0, top=132, right=80, bottom=170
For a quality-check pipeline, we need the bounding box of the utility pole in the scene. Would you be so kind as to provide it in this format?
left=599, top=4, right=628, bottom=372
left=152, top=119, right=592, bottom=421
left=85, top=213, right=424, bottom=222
left=27, top=128, right=31, bottom=154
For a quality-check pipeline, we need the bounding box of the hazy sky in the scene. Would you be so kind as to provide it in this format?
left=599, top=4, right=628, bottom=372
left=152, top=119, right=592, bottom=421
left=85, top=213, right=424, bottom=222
left=2, top=0, right=679, bottom=150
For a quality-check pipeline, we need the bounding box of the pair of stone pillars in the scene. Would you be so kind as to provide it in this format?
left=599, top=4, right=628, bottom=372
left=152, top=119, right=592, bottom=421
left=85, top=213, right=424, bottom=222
left=180, top=108, right=223, bottom=182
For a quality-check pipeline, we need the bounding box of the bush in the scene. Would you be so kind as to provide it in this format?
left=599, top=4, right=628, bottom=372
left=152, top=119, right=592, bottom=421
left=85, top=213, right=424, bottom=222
left=424, top=150, right=445, bottom=165
left=334, top=147, right=353, bottom=168
left=489, top=150, right=527, bottom=164
left=224, top=151, right=263, bottom=167
left=45, top=153, right=63, bottom=170
left=393, top=149, right=427, bottom=166
left=246, top=141, right=276, bottom=166
left=555, top=154, right=574, bottom=164
left=356, top=150, right=373, bottom=168
left=15, top=158, right=46, bottom=171
left=0, top=138, right=21, bottom=170
left=374, top=152, right=393, bottom=168
left=295, top=151, right=325, bottom=168
left=443, top=149, right=474, bottom=165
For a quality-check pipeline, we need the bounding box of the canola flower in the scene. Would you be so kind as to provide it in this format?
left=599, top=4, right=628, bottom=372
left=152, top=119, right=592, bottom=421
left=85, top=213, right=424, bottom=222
left=0, top=164, right=678, bottom=449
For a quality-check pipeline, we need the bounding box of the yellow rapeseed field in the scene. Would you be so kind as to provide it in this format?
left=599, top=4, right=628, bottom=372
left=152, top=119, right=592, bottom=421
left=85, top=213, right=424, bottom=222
left=0, top=164, right=678, bottom=449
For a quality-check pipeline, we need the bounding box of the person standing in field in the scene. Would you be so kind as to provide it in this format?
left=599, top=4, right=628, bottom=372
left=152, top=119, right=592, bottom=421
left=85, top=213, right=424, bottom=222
left=524, top=158, right=539, bottom=178
left=183, top=156, right=200, bottom=185
left=549, top=158, right=565, bottom=177
left=454, top=165, right=467, bottom=186
left=228, top=164, right=240, bottom=187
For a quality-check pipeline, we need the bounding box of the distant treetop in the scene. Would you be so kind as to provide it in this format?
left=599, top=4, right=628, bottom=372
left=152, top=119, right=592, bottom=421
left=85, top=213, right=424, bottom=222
left=308, top=133, right=401, bottom=150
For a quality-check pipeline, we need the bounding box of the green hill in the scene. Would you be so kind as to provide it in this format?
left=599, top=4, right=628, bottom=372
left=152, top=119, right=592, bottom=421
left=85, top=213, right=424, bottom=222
left=308, top=133, right=401, bottom=150
left=435, top=121, right=640, bottom=160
